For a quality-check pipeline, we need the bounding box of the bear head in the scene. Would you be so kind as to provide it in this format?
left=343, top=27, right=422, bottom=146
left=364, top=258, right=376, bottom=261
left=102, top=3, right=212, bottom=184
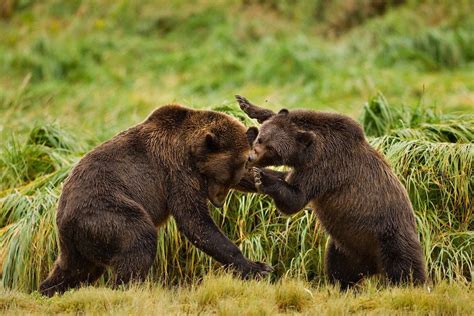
left=246, top=109, right=316, bottom=168
left=192, top=113, right=253, bottom=208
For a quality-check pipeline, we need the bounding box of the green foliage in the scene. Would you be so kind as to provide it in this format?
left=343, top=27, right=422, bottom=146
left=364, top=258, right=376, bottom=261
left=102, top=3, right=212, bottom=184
left=361, top=92, right=474, bottom=142
left=361, top=94, right=473, bottom=283
left=0, top=0, right=473, bottom=301
left=0, top=123, right=77, bottom=190
left=0, top=99, right=472, bottom=292
left=371, top=137, right=473, bottom=282
left=1, top=0, right=472, bottom=137
left=0, top=187, right=60, bottom=292
left=212, top=103, right=256, bottom=127
left=377, top=28, right=474, bottom=70
left=27, top=123, right=79, bottom=151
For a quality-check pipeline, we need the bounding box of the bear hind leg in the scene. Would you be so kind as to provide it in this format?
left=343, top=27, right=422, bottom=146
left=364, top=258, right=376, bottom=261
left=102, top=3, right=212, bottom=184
left=110, top=227, right=157, bottom=287
left=379, top=235, right=426, bottom=285
left=39, top=254, right=105, bottom=297
left=325, top=239, right=378, bottom=290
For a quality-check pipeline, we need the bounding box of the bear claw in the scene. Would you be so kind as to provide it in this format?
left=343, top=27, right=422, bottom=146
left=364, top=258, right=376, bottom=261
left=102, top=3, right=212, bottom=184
left=252, top=167, right=262, bottom=187
left=247, top=261, right=274, bottom=279
left=235, top=95, right=251, bottom=111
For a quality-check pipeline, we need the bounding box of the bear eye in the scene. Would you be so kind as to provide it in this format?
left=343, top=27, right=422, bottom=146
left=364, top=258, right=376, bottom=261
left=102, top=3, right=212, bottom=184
left=257, top=138, right=262, bottom=144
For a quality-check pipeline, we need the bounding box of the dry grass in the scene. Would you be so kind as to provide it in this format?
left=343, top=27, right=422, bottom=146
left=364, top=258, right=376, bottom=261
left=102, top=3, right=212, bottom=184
left=0, top=275, right=472, bottom=315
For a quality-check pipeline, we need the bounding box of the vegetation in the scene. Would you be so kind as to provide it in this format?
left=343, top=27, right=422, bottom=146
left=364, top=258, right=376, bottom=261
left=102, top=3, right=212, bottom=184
left=0, top=0, right=472, bottom=314
left=1, top=275, right=473, bottom=315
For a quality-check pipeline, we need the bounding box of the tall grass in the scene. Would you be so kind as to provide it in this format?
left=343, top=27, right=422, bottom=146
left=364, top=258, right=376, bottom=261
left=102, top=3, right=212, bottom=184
left=0, top=97, right=472, bottom=292
left=0, top=123, right=78, bottom=190
left=377, top=27, right=474, bottom=70
left=363, top=95, right=473, bottom=282
left=361, top=93, right=474, bottom=141
left=1, top=0, right=472, bottom=131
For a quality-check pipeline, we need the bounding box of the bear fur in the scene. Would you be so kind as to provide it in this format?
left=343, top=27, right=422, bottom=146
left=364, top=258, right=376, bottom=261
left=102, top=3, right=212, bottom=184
left=236, top=95, right=426, bottom=289
left=39, top=104, right=272, bottom=297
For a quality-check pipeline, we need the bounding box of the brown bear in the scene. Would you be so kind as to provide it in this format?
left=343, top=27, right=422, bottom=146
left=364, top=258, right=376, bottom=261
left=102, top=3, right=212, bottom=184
left=236, top=95, right=427, bottom=289
left=39, top=104, right=272, bottom=297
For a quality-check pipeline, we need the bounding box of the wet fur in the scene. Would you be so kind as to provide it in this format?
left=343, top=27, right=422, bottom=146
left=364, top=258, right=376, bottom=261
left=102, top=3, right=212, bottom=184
left=39, top=105, right=272, bottom=297
left=237, top=96, right=427, bottom=289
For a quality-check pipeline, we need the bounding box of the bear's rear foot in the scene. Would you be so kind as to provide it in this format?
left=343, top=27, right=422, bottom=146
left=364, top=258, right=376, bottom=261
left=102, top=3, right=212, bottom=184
left=39, top=265, right=69, bottom=297
left=379, top=235, right=427, bottom=286
left=39, top=263, right=105, bottom=297
left=325, top=239, right=378, bottom=290
left=385, top=266, right=427, bottom=286
left=39, top=279, right=66, bottom=298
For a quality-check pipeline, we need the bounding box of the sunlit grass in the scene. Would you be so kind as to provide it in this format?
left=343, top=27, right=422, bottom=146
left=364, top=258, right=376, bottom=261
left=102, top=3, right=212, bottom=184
left=0, top=275, right=472, bottom=315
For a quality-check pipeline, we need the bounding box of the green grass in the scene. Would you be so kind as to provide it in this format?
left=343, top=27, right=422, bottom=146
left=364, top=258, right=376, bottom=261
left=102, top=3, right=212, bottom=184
left=0, top=97, right=472, bottom=293
left=1, top=0, right=473, bottom=139
left=0, top=0, right=473, bottom=313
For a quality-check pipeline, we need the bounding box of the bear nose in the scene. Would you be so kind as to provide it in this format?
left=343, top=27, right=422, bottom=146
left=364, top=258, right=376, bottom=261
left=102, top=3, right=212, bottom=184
left=248, top=153, right=255, bottom=162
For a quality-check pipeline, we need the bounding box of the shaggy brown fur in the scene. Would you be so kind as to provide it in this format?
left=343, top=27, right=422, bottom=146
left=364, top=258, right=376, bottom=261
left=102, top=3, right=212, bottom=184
left=39, top=105, right=272, bottom=297
left=236, top=95, right=426, bottom=289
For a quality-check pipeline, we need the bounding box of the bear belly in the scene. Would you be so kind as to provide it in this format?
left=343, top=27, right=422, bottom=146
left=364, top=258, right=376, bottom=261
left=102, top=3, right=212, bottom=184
left=312, top=202, right=379, bottom=258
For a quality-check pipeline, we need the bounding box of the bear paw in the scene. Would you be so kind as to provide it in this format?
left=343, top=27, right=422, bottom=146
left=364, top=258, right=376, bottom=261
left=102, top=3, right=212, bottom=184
left=241, top=261, right=274, bottom=279
left=235, top=95, right=270, bottom=123
left=235, top=95, right=252, bottom=113
left=252, top=167, right=278, bottom=193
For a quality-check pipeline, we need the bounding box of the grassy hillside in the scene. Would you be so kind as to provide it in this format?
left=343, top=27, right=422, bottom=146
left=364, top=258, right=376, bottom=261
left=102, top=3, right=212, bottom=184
left=1, top=1, right=472, bottom=141
left=0, top=0, right=473, bottom=314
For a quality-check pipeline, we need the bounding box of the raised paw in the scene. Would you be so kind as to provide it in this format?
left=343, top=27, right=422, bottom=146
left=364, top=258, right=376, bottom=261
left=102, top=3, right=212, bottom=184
left=235, top=95, right=274, bottom=123
left=252, top=167, right=278, bottom=193
left=235, top=95, right=252, bottom=113
left=251, top=167, right=263, bottom=191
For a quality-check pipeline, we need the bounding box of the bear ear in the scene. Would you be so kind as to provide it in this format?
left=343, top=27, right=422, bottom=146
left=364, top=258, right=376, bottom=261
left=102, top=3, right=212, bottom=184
left=205, top=133, right=219, bottom=151
left=296, top=131, right=315, bottom=147
left=278, top=109, right=289, bottom=116
left=246, top=127, right=259, bottom=145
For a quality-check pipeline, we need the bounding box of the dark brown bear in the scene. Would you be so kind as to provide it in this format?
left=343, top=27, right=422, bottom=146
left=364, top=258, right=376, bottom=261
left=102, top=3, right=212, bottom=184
left=236, top=95, right=426, bottom=289
left=39, top=105, right=272, bottom=297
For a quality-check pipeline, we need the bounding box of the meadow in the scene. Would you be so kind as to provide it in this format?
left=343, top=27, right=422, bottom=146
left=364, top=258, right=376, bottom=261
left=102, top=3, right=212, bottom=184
left=0, top=0, right=473, bottom=314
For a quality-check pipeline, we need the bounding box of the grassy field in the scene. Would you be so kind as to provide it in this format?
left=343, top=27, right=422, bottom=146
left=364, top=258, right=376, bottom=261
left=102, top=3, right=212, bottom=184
left=1, top=275, right=473, bottom=315
left=0, top=0, right=473, bottom=314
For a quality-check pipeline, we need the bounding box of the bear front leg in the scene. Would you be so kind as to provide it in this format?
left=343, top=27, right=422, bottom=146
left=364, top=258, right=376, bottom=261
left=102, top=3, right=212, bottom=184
left=171, top=198, right=273, bottom=278
left=252, top=167, right=308, bottom=215
left=235, top=95, right=275, bottom=123
left=234, top=168, right=288, bottom=193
